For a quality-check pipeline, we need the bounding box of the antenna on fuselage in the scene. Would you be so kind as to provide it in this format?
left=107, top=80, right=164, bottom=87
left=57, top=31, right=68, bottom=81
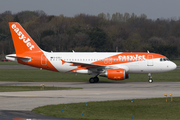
left=116, top=47, right=118, bottom=52
left=72, top=50, right=75, bottom=53
left=147, top=50, right=150, bottom=53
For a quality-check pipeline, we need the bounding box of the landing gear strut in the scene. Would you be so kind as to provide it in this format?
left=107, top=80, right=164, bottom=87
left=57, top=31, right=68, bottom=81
left=148, top=73, right=153, bottom=83
left=89, top=76, right=99, bottom=83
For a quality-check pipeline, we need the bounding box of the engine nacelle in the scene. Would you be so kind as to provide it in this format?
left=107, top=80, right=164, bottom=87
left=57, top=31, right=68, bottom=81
left=106, top=69, right=126, bottom=80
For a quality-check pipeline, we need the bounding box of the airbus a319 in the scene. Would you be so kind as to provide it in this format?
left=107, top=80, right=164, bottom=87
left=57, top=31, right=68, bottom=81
left=6, top=22, right=177, bottom=83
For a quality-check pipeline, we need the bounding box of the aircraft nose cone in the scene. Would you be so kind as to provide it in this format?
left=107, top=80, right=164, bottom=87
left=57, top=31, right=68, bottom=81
left=170, top=62, right=177, bottom=70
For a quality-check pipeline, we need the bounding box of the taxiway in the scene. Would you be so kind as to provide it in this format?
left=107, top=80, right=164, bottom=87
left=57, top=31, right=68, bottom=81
left=0, top=82, right=179, bottom=111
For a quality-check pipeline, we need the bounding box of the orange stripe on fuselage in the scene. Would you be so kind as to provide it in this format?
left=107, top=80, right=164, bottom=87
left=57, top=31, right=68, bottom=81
left=92, top=52, right=166, bottom=66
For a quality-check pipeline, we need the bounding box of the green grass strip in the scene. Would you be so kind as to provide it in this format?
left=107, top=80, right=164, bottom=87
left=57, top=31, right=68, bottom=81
left=33, top=97, right=180, bottom=120
left=172, top=60, right=180, bottom=66
left=0, top=61, right=21, bottom=65
left=0, top=69, right=179, bottom=82
left=0, top=86, right=81, bottom=92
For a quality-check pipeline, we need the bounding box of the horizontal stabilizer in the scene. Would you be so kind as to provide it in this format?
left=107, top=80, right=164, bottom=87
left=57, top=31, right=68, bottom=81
left=6, top=54, right=31, bottom=62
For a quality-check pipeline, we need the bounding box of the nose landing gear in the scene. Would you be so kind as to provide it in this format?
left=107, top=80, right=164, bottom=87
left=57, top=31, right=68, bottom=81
left=148, top=73, right=153, bottom=83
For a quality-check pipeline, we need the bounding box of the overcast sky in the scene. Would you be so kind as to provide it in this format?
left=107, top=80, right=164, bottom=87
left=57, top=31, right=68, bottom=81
left=1, top=0, right=180, bottom=19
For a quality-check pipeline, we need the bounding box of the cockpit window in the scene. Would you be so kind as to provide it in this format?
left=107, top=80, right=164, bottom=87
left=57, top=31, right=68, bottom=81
left=160, top=58, right=169, bottom=61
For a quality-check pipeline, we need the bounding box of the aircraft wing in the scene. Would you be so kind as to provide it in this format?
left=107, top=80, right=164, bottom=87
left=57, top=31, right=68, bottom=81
left=61, top=59, right=129, bottom=73
left=61, top=59, right=105, bottom=70
left=65, top=61, right=105, bottom=68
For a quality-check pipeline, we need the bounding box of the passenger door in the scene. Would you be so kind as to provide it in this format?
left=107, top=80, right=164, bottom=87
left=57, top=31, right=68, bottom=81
left=147, top=55, right=153, bottom=66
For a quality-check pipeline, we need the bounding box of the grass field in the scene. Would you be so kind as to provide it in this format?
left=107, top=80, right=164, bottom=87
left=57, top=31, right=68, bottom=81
left=0, top=86, right=81, bottom=92
left=172, top=60, right=180, bottom=66
left=0, top=61, right=21, bottom=65
left=33, top=97, right=180, bottom=120
left=0, top=68, right=179, bottom=82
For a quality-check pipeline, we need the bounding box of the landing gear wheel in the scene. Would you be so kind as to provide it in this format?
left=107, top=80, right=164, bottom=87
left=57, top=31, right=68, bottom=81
left=94, top=77, right=99, bottom=83
left=148, top=79, right=153, bottom=83
left=148, top=73, right=153, bottom=83
left=89, top=77, right=95, bottom=83
left=89, top=77, right=99, bottom=83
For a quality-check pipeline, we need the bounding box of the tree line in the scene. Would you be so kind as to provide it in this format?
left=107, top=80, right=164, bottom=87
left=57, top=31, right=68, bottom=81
left=0, top=10, right=180, bottom=58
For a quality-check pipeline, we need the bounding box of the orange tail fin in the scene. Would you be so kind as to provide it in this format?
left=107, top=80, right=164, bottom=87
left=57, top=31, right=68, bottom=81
left=9, top=22, right=42, bottom=55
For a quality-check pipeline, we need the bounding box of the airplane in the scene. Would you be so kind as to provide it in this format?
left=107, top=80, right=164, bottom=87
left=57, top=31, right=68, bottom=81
left=6, top=22, right=177, bottom=83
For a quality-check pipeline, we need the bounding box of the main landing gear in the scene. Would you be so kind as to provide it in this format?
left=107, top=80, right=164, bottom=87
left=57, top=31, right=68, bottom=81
left=89, top=76, right=99, bottom=83
left=148, top=73, right=153, bottom=83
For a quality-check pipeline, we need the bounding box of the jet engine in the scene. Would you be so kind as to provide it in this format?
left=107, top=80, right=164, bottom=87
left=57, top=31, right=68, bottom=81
left=100, top=69, right=129, bottom=80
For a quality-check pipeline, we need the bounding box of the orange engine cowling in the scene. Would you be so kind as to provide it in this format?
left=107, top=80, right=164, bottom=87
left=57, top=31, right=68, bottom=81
left=106, top=69, right=126, bottom=80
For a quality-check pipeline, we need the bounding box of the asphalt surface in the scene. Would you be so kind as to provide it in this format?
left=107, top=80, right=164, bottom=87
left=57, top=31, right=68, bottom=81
left=0, top=82, right=180, bottom=119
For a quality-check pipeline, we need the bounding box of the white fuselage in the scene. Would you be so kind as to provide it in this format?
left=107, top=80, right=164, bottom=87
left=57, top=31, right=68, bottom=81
left=43, top=52, right=177, bottom=74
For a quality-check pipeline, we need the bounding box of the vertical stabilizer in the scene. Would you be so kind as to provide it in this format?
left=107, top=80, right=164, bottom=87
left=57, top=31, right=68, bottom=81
left=9, top=22, right=42, bottom=55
